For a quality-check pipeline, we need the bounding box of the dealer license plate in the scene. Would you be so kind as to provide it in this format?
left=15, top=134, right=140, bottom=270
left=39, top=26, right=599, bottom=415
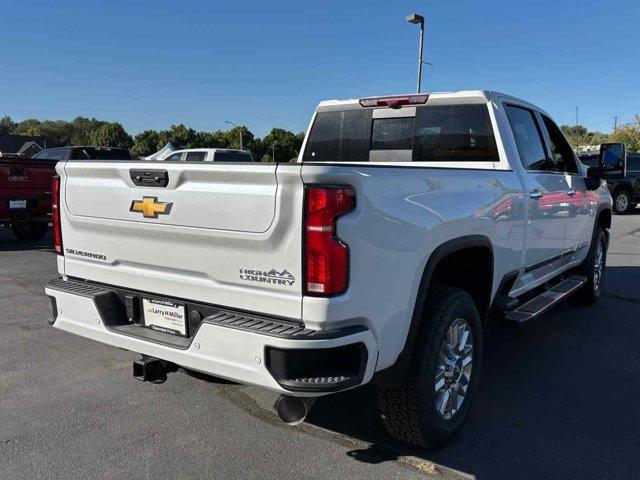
left=142, top=298, right=187, bottom=337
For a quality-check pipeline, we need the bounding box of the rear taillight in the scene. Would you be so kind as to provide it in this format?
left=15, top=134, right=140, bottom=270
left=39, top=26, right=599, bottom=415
left=304, top=186, right=355, bottom=296
left=52, top=175, right=63, bottom=255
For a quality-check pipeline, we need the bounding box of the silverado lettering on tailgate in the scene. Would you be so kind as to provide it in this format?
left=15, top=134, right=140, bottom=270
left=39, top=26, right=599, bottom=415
left=65, top=248, right=107, bottom=261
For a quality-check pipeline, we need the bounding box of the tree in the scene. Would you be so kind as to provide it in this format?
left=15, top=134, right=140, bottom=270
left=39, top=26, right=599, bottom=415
left=561, top=125, right=588, bottom=138
left=158, top=124, right=198, bottom=149
left=70, top=117, right=108, bottom=144
left=216, top=126, right=257, bottom=151
left=560, top=124, right=610, bottom=150
left=13, top=118, right=74, bottom=146
left=609, top=117, right=640, bottom=153
left=89, top=122, right=133, bottom=148
left=0, top=115, right=17, bottom=135
left=131, top=130, right=163, bottom=157
left=260, top=128, right=303, bottom=162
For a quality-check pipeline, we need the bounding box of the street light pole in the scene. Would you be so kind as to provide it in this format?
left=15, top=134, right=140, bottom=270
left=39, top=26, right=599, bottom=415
left=406, top=13, right=425, bottom=93
left=224, top=120, right=243, bottom=150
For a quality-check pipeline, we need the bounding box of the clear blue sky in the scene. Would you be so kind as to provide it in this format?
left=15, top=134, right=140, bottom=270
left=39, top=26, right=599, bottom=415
left=1, top=0, right=638, bottom=137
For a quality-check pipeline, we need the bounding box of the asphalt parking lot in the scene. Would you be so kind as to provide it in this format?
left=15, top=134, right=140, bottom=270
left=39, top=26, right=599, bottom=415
left=1, top=211, right=639, bottom=480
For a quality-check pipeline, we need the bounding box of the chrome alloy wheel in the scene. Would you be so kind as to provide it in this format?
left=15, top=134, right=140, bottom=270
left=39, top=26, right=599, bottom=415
left=434, top=318, right=473, bottom=420
left=593, top=240, right=604, bottom=293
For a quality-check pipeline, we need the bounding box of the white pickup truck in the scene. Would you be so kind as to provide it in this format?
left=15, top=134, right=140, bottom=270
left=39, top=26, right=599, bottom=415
left=46, top=91, right=615, bottom=448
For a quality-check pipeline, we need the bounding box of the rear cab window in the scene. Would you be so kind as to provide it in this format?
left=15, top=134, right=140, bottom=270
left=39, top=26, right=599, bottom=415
left=214, top=151, right=254, bottom=162
left=71, top=148, right=133, bottom=160
left=47, top=149, right=69, bottom=161
left=302, top=102, right=499, bottom=164
left=185, top=151, right=207, bottom=162
left=164, top=152, right=183, bottom=162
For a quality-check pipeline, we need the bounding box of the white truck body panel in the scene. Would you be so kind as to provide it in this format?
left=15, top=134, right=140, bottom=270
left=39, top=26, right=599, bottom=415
left=47, top=90, right=612, bottom=394
left=59, top=162, right=305, bottom=319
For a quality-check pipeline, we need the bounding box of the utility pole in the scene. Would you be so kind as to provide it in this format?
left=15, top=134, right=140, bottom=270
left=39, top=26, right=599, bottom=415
left=224, top=120, right=243, bottom=150
left=406, top=14, right=425, bottom=93
left=575, top=106, right=579, bottom=127
left=612, top=116, right=619, bottom=132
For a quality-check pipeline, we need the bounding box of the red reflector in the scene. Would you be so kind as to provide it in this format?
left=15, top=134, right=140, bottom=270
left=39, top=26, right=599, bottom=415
left=359, top=94, right=429, bottom=108
left=304, top=186, right=355, bottom=296
left=52, top=175, right=63, bottom=255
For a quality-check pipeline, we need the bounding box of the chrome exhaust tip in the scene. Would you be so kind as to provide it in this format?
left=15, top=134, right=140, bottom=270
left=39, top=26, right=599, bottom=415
left=275, top=395, right=316, bottom=426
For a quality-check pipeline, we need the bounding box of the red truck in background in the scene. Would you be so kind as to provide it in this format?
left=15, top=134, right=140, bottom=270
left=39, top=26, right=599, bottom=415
left=0, top=155, right=57, bottom=241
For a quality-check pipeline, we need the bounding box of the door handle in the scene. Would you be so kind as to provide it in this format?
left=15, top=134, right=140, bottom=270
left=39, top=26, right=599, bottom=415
left=530, top=189, right=544, bottom=200
left=565, top=188, right=576, bottom=196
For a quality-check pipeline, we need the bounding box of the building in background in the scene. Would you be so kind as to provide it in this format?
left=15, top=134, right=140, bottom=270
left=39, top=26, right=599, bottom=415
left=0, top=134, right=54, bottom=156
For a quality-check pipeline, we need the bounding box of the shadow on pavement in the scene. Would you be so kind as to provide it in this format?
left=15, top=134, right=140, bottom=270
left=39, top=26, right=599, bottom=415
left=0, top=227, right=53, bottom=252
left=305, top=265, right=640, bottom=479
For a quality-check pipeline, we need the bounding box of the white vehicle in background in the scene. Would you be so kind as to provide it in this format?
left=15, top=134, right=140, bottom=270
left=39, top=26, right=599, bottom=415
left=158, top=148, right=255, bottom=163
left=46, top=90, right=615, bottom=448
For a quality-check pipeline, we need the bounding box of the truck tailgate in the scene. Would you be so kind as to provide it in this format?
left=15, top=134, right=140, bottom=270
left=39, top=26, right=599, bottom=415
left=0, top=160, right=54, bottom=191
left=59, top=161, right=304, bottom=319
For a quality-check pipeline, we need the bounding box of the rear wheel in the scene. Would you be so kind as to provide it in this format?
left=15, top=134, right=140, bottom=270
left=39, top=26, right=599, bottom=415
left=11, top=221, right=49, bottom=241
left=377, top=286, right=482, bottom=448
left=613, top=190, right=631, bottom=214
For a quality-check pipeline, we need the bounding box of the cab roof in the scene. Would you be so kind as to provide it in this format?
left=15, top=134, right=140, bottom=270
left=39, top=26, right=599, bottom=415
left=316, top=90, right=545, bottom=115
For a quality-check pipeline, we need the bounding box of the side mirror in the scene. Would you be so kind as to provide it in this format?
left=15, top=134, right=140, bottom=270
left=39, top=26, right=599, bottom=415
left=598, top=142, right=627, bottom=175
left=585, top=166, right=603, bottom=190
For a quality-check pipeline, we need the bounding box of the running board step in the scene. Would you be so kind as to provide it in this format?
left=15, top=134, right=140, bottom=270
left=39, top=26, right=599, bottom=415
left=505, top=275, right=586, bottom=323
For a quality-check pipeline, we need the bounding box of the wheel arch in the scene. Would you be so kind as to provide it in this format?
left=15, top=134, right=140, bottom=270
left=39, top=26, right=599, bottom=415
left=594, top=206, right=612, bottom=247
left=374, top=235, right=494, bottom=387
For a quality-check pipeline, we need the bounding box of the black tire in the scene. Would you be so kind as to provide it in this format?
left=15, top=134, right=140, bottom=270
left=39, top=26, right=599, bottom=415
left=572, top=228, right=607, bottom=306
left=11, top=221, right=49, bottom=241
left=613, top=190, right=632, bottom=214
left=377, top=286, right=482, bottom=448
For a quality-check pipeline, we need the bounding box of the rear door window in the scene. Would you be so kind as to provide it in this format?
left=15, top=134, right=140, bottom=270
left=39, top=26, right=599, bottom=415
left=302, top=104, right=498, bottom=163
left=538, top=115, right=579, bottom=174
left=504, top=105, right=549, bottom=170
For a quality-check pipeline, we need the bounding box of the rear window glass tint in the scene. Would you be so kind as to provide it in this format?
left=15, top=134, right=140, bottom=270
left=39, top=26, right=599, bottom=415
left=74, top=148, right=132, bottom=160
left=302, top=110, right=372, bottom=162
left=371, top=117, right=414, bottom=150
left=214, top=151, right=253, bottom=162
left=413, top=105, right=499, bottom=162
left=504, top=106, right=549, bottom=170
left=302, top=104, right=497, bottom=163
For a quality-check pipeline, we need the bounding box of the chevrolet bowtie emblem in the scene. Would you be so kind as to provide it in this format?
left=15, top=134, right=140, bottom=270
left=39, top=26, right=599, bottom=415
left=130, top=196, right=173, bottom=218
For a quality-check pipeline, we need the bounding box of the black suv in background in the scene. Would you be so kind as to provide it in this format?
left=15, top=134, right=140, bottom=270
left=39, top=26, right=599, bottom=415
left=608, top=153, right=640, bottom=214
left=579, top=152, right=639, bottom=214
left=33, top=146, right=133, bottom=161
